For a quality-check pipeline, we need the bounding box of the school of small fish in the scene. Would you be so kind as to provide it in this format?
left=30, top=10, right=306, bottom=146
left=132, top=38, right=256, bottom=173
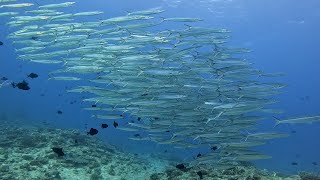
left=1, top=0, right=320, bottom=167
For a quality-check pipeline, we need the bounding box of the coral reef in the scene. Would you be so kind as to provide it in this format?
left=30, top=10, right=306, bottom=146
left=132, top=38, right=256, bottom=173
left=149, top=165, right=301, bottom=180
left=0, top=126, right=161, bottom=180
left=0, top=124, right=312, bottom=180
left=299, top=172, right=320, bottom=180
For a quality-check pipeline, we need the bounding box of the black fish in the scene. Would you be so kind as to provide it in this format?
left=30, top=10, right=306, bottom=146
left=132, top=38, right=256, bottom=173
left=137, top=117, right=141, bottom=121
left=101, top=123, right=108, bottom=128
left=92, top=104, right=97, bottom=107
left=291, top=162, right=298, bottom=166
left=312, top=162, right=318, bottom=166
left=12, top=80, right=30, bottom=90
left=0, top=41, right=3, bottom=46
left=197, top=171, right=203, bottom=179
left=197, top=153, right=202, bottom=158
left=113, top=121, right=118, bottom=128
left=134, top=134, right=140, bottom=137
left=52, top=147, right=64, bottom=157
left=175, top=163, right=186, bottom=171
left=87, top=128, right=98, bottom=135
left=31, top=36, right=38, bottom=40
left=1, top=77, right=8, bottom=81
left=57, top=110, right=63, bottom=114
left=211, top=146, right=218, bottom=151
left=27, top=73, right=38, bottom=79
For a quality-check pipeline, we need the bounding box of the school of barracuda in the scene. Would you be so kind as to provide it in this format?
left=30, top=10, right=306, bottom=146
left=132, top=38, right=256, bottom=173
left=1, top=0, right=320, bottom=167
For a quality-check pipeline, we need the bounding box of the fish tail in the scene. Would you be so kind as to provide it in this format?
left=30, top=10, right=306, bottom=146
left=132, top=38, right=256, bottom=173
left=244, top=136, right=249, bottom=141
left=273, top=116, right=281, bottom=128
left=193, top=136, right=200, bottom=141
left=274, top=120, right=281, bottom=128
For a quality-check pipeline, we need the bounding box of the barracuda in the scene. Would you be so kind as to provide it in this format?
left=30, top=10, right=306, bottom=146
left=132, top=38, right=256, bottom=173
left=0, top=3, right=33, bottom=8
left=38, top=2, right=75, bottom=9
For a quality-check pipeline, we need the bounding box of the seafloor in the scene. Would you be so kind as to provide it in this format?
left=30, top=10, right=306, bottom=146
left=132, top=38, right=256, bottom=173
left=0, top=119, right=319, bottom=180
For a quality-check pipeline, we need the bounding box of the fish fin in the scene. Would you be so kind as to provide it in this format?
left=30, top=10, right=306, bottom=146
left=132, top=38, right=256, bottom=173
left=183, top=24, right=192, bottom=29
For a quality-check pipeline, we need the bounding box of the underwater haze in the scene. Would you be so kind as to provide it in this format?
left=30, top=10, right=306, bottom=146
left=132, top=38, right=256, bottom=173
left=1, top=0, right=320, bottom=179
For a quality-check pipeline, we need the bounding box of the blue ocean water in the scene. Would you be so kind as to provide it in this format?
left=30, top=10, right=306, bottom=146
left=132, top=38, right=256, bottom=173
left=0, top=0, right=319, bottom=177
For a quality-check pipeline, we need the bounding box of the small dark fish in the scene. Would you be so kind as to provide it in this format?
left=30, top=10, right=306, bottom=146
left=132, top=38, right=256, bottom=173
left=166, top=130, right=170, bottom=132
left=291, top=130, right=297, bottom=134
left=113, top=121, right=119, bottom=128
left=1, top=77, right=8, bottom=81
left=197, top=171, right=203, bottom=179
left=87, top=128, right=98, bottom=135
left=175, top=163, right=186, bottom=171
left=134, top=134, right=140, bottom=137
left=312, top=162, right=318, bottom=166
left=291, top=162, right=298, bottom=166
left=57, top=110, right=63, bottom=114
left=31, top=36, right=38, bottom=40
left=52, top=147, right=64, bottom=157
left=197, top=153, right=202, bottom=158
left=164, top=150, right=167, bottom=153
left=211, top=146, right=218, bottom=151
left=0, top=41, right=3, bottom=46
left=305, top=96, right=310, bottom=101
left=137, top=117, right=141, bottom=121
left=27, top=73, right=38, bottom=79
left=101, top=123, right=108, bottom=128
left=12, top=80, right=30, bottom=90
left=74, top=139, right=78, bottom=144
left=92, top=104, right=97, bottom=107
left=141, top=93, right=148, bottom=96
